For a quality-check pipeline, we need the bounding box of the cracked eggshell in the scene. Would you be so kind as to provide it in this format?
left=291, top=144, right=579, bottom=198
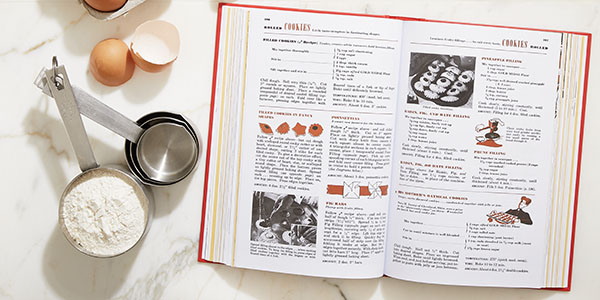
left=130, top=20, right=180, bottom=73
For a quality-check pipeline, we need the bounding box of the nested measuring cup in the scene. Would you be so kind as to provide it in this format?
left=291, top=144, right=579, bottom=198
left=36, top=69, right=200, bottom=186
left=71, top=87, right=200, bottom=186
left=44, top=61, right=153, bottom=258
left=125, top=111, right=201, bottom=186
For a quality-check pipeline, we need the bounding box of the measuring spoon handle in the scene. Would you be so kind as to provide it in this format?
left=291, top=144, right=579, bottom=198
left=45, top=65, right=99, bottom=172
left=71, top=86, right=144, bottom=143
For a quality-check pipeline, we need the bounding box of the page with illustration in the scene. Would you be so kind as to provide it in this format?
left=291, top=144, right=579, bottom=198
left=202, top=5, right=404, bottom=278
left=383, top=21, right=565, bottom=287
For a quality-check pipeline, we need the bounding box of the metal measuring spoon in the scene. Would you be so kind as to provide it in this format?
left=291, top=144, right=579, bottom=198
left=43, top=59, right=153, bottom=258
left=35, top=70, right=200, bottom=185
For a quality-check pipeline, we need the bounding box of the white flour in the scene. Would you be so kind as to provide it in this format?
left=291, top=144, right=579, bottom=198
left=60, top=169, right=148, bottom=256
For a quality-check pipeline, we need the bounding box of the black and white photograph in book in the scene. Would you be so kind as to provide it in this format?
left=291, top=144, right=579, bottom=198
left=407, top=52, right=476, bottom=108
left=250, top=192, right=318, bottom=247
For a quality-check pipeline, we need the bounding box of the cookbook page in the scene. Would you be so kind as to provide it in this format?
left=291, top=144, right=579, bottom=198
left=227, top=7, right=403, bottom=278
left=384, top=21, right=562, bottom=287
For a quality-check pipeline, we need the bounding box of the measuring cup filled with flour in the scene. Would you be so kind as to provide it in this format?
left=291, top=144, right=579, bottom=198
left=59, top=166, right=152, bottom=257
left=44, top=58, right=153, bottom=257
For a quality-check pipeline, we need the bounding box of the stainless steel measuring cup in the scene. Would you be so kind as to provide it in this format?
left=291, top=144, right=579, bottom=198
left=124, top=112, right=201, bottom=185
left=35, top=68, right=200, bottom=186
left=44, top=59, right=153, bottom=258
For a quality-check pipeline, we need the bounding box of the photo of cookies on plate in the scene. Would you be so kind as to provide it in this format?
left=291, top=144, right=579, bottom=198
left=406, top=53, right=476, bottom=108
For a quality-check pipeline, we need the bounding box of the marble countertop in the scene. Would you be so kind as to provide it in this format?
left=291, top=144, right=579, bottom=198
left=1, top=0, right=599, bottom=299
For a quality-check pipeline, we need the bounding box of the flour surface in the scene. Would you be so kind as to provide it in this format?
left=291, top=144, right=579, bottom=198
left=61, top=169, right=147, bottom=256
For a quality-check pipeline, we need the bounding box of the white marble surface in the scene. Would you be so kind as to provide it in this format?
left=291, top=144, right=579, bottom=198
left=1, top=0, right=599, bottom=299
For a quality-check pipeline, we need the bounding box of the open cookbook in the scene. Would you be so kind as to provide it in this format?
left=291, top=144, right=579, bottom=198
left=199, top=3, right=590, bottom=290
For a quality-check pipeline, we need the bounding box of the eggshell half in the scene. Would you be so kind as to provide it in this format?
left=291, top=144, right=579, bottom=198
left=130, top=20, right=180, bottom=73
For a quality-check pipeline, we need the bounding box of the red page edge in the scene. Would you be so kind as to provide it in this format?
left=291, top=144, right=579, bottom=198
left=544, top=33, right=592, bottom=292
left=568, top=34, right=592, bottom=290
left=198, top=3, right=593, bottom=287
left=197, top=2, right=224, bottom=265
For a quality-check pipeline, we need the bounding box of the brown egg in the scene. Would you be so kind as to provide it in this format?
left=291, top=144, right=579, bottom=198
left=84, top=0, right=127, bottom=12
left=89, top=38, right=135, bottom=87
